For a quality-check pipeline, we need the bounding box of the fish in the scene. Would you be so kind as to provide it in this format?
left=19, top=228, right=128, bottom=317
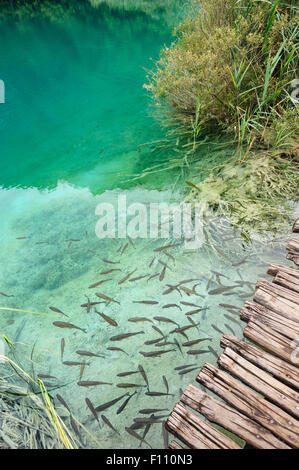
left=147, top=273, right=159, bottom=281
left=95, top=292, right=120, bottom=304
left=110, top=331, right=144, bottom=341
left=185, top=308, right=207, bottom=316
left=129, top=275, right=149, bottom=282
left=154, top=316, right=179, bottom=327
left=155, top=341, right=175, bottom=347
left=164, top=252, right=175, bottom=262
left=162, top=285, right=181, bottom=296
left=158, top=260, right=172, bottom=271
left=76, top=350, right=104, bottom=358
left=139, top=409, right=169, bottom=414
left=208, top=286, right=238, bottom=295
left=81, top=301, right=102, bottom=308
left=182, top=338, right=211, bottom=347
left=178, top=367, right=199, bottom=376
left=128, top=317, right=153, bottom=324
left=85, top=398, right=100, bottom=423
left=162, top=304, right=181, bottom=310
left=186, top=316, right=200, bottom=332
left=61, top=338, right=65, bottom=361
left=174, top=338, right=183, bottom=356
left=185, top=180, right=200, bottom=191
left=159, top=266, right=166, bottom=282
left=144, top=338, right=162, bottom=346
left=208, top=346, right=218, bottom=358
left=95, top=393, right=128, bottom=412
left=152, top=325, right=165, bottom=338
left=211, top=270, right=229, bottom=279
left=99, top=269, right=121, bottom=275
left=121, top=243, right=129, bottom=254
left=56, top=394, right=71, bottom=413
left=37, top=374, right=56, bottom=380
left=125, top=427, right=152, bottom=448
left=53, top=322, right=86, bottom=333
left=70, top=415, right=82, bottom=442
left=89, top=280, right=112, bottom=289
left=67, top=242, right=72, bottom=249
left=225, top=323, right=236, bottom=335
left=117, top=371, right=139, bottom=377
left=107, top=347, right=128, bottom=355
left=117, top=392, right=137, bottom=415
left=96, top=310, right=118, bottom=327
left=85, top=296, right=91, bottom=313
left=16, top=236, right=29, bottom=240
left=0, top=292, right=14, bottom=297
left=133, top=300, right=159, bottom=305
left=180, top=286, right=201, bottom=296
left=162, top=421, right=169, bottom=449
left=128, top=236, right=135, bottom=248
left=67, top=239, right=80, bottom=242
left=49, top=306, right=69, bottom=317
left=118, top=269, right=137, bottom=285
left=102, top=259, right=120, bottom=265
left=138, top=364, right=149, bottom=390
left=87, top=249, right=97, bottom=255
left=145, top=391, right=174, bottom=397
left=149, top=258, right=155, bottom=268
left=224, top=314, right=241, bottom=325
left=78, top=381, right=112, bottom=387
left=101, top=414, right=120, bottom=435
left=187, top=349, right=209, bottom=355
left=134, top=417, right=165, bottom=425
left=232, top=257, right=248, bottom=266
left=211, top=324, right=225, bottom=335
left=153, top=243, right=179, bottom=252
left=180, top=301, right=201, bottom=308
left=139, top=350, right=175, bottom=358
left=117, top=383, right=146, bottom=388
left=162, top=376, right=169, bottom=394
left=219, top=303, right=239, bottom=310
left=79, top=360, right=86, bottom=381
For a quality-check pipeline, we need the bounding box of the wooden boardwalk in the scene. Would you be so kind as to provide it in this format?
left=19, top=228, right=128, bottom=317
left=166, top=218, right=299, bottom=450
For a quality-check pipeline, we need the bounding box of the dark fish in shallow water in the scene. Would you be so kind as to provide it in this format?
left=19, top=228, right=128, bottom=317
left=125, top=427, right=152, bottom=448
left=139, top=349, right=175, bottom=358
left=16, top=236, right=29, bottom=240
left=149, top=258, right=155, bottom=268
left=208, top=346, right=218, bottom=358
left=154, top=316, right=179, bottom=327
left=0, top=292, right=14, bottom=297
left=224, top=314, right=240, bottom=325
left=128, top=317, right=153, bottom=324
left=211, top=324, right=225, bottom=335
left=110, top=331, right=144, bottom=341
left=117, top=391, right=137, bottom=415
left=187, top=349, right=209, bottom=355
left=118, top=269, right=137, bottom=285
left=155, top=341, right=175, bottom=348
left=174, top=364, right=197, bottom=371
left=89, top=279, right=112, bottom=289
left=78, top=381, right=112, bottom=387
left=153, top=243, right=179, bottom=253
left=102, top=259, right=120, bottom=265
left=86, top=398, right=100, bottom=423
left=225, top=323, right=236, bottom=335
left=144, top=338, right=162, bottom=346
left=163, top=375, right=169, bottom=394
left=159, top=266, right=166, bottom=282
left=117, top=383, right=146, bottom=388
left=61, top=338, right=65, bottom=361
left=96, top=310, right=118, bottom=327
left=185, top=308, right=207, bottom=316
left=180, top=286, right=202, bottom=297
left=133, top=300, right=158, bottom=305
left=179, top=367, right=199, bottom=376
left=174, top=338, right=183, bottom=356
left=95, top=393, right=128, bottom=412
left=101, top=414, right=120, bottom=435
left=232, top=257, right=248, bottom=266
left=53, top=322, right=86, bottom=333
left=107, top=347, right=128, bottom=355
left=162, top=421, right=169, bottom=449
left=129, top=275, right=149, bottom=282
left=37, top=374, right=56, bottom=380
left=49, top=306, right=68, bottom=317
left=186, top=316, right=200, bottom=332
left=138, top=364, right=149, bottom=389
left=76, top=350, right=104, bottom=358
left=100, top=269, right=121, bottom=275
left=164, top=252, right=175, bottom=262
left=139, top=408, right=169, bottom=414
left=145, top=391, right=174, bottom=397
left=152, top=325, right=165, bottom=338
left=56, top=394, right=71, bottom=413
left=134, top=417, right=165, bottom=425
left=79, top=360, right=86, bottom=381
left=219, top=303, right=239, bottom=310
left=147, top=273, right=159, bottom=281
left=95, top=292, right=120, bottom=304
left=209, top=286, right=238, bottom=295
left=128, top=236, right=135, bottom=248
left=180, top=301, right=200, bottom=308
left=81, top=301, right=102, bottom=308
left=63, top=361, right=88, bottom=366
left=121, top=243, right=129, bottom=254
left=162, top=304, right=181, bottom=310
left=182, top=338, right=211, bottom=347
left=117, top=371, right=139, bottom=377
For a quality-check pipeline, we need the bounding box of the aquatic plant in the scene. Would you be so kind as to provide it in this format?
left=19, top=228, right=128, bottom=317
left=146, top=0, right=299, bottom=234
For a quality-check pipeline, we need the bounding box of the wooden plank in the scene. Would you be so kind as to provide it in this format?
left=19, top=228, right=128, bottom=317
left=196, top=364, right=298, bottom=447
left=255, top=279, right=299, bottom=304
left=169, top=440, right=184, bottom=450
left=220, top=335, right=299, bottom=390
left=254, top=285, right=299, bottom=323
left=240, top=301, right=299, bottom=340
left=274, top=271, right=299, bottom=294
left=287, top=238, right=299, bottom=254
left=218, top=347, right=299, bottom=418
left=243, top=319, right=297, bottom=364
left=293, top=219, right=299, bottom=233
left=267, top=264, right=299, bottom=280
left=287, top=253, right=299, bottom=266
left=181, top=384, right=290, bottom=449
left=166, top=402, right=241, bottom=449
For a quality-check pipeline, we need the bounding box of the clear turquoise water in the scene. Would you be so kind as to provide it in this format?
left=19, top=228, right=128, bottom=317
left=0, top=2, right=297, bottom=450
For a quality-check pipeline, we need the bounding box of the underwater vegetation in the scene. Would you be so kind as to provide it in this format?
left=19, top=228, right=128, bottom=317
left=146, top=0, right=299, bottom=234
